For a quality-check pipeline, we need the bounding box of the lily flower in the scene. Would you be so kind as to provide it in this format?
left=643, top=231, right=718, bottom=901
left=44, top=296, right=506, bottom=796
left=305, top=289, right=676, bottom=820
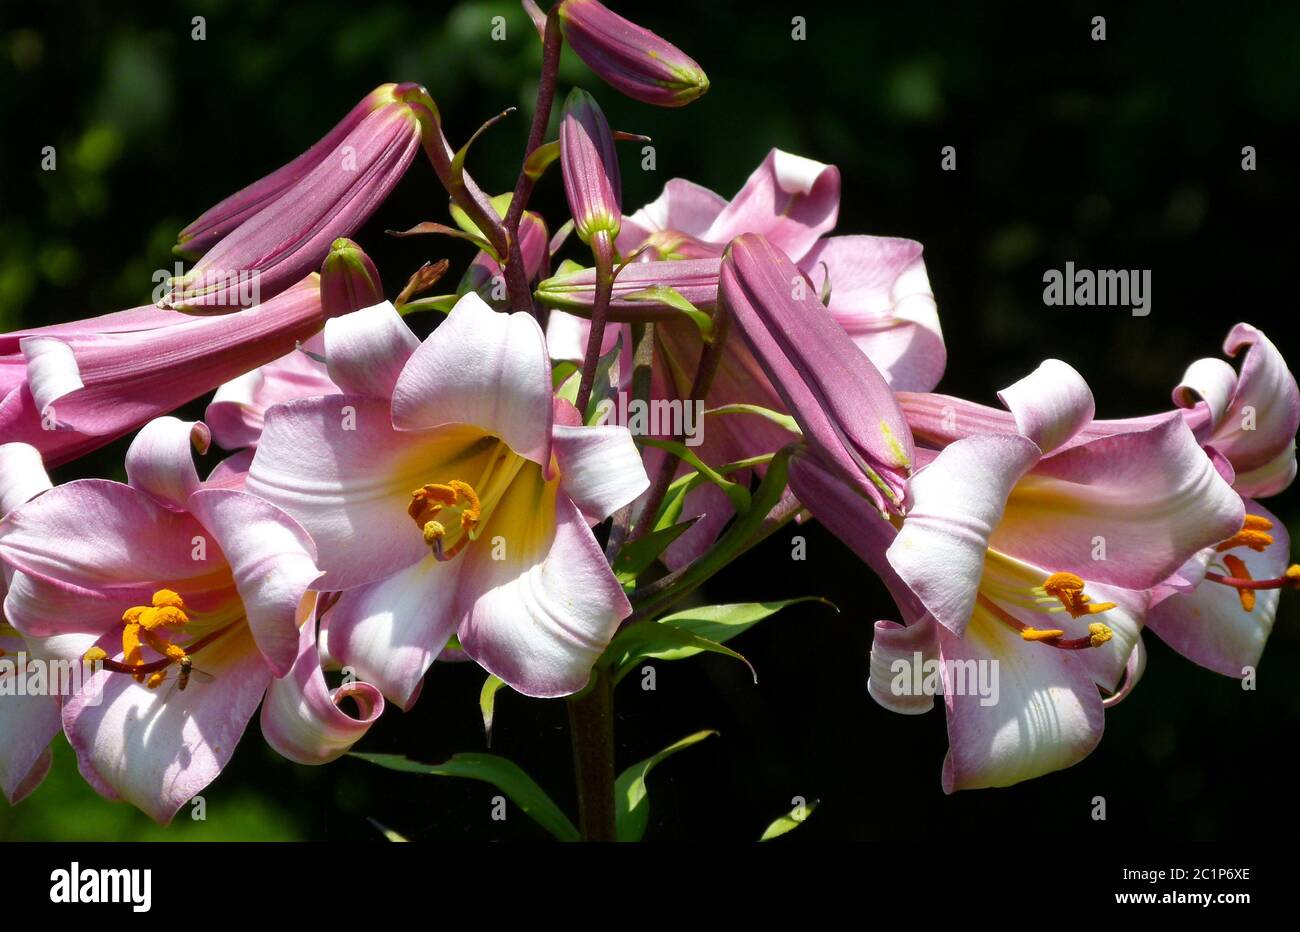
left=0, top=418, right=382, bottom=822
left=0, top=275, right=331, bottom=467
left=245, top=295, right=650, bottom=702
left=557, top=0, right=709, bottom=108
left=797, top=359, right=1244, bottom=790
left=0, top=442, right=57, bottom=805
left=166, top=85, right=420, bottom=311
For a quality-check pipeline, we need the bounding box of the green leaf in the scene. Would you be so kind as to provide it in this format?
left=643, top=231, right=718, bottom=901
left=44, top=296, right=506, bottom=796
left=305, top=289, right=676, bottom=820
left=657, top=598, right=835, bottom=653
left=352, top=752, right=580, bottom=842
left=523, top=139, right=560, bottom=180
left=638, top=437, right=751, bottom=515
left=615, top=730, right=718, bottom=842
left=759, top=799, right=819, bottom=841
left=604, top=620, right=755, bottom=685
left=705, top=403, right=800, bottom=436
left=449, top=192, right=513, bottom=243
left=623, top=285, right=714, bottom=339
left=612, top=517, right=699, bottom=585
left=479, top=675, right=507, bottom=746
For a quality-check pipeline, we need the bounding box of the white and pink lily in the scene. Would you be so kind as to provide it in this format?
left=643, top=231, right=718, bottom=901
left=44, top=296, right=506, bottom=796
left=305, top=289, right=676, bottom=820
left=795, top=360, right=1246, bottom=790
left=245, top=296, right=650, bottom=703
left=0, top=417, right=383, bottom=822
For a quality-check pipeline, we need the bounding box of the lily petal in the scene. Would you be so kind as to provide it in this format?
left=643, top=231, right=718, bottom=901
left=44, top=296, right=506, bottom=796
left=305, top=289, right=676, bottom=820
left=125, top=417, right=211, bottom=511
left=62, top=625, right=271, bottom=824
left=886, top=434, right=1042, bottom=636
left=551, top=424, right=649, bottom=522
left=1146, top=499, right=1288, bottom=677
left=867, top=616, right=939, bottom=715
left=260, top=613, right=384, bottom=764
left=996, top=359, right=1094, bottom=455
left=457, top=487, right=630, bottom=698
left=391, top=293, right=553, bottom=466
left=323, top=554, right=460, bottom=709
left=937, top=610, right=1104, bottom=792
left=704, top=149, right=840, bottom=260
left=0, top=443, right=52, bottom=516
left=323, top=302, right=420, bottom=399
left=187, top=489, right=322, bottom=677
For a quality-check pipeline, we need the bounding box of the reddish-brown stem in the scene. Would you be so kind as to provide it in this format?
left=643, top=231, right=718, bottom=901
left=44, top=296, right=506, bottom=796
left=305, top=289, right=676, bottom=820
left=574, top=231, right=616, bottom=414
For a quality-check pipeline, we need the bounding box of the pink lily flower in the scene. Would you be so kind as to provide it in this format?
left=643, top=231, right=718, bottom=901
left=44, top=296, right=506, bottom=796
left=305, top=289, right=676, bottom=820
left=544, top=148, right=945, bottom=393
left=166, top=85, right=420, bottom=312
left=0, top=417, right=383, bottom=822
left=245, top=296, right=650, bottom=703
left=795, top=359, right=1244, bottom=790
left=0, top=442, right=58, bottom=805
left=895, top=324, right=1300, bottom=691
left=0, top=275, right=330, bottom=467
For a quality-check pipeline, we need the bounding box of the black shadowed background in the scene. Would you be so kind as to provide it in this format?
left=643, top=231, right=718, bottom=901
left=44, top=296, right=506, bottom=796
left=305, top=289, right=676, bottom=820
left=0, top=0, right=1296, bottom=841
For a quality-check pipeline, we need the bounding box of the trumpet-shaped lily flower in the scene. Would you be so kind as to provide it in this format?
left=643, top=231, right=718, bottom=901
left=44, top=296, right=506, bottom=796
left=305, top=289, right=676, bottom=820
left=245, top=296, right=649, bottom=702
left=167, top=85, right=420, bottom=311
left=0, top=442, right=57, bottom=805
left=0, top=418, right=382, bottom=822
left=0, top=276, right=331, bottom=467
left=797, top=359, right=1243, bottom=790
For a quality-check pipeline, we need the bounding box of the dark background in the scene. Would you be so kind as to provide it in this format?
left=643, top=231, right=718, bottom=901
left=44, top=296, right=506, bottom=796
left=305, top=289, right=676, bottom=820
left=1, top=0, right=1296, bottom=841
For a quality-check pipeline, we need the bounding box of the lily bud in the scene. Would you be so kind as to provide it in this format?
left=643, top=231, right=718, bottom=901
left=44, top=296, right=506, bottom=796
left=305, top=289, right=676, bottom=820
left=320, top=238, right=384, bottom=317
left=558, top=0, right=709, bottom=108
left=166, top=85, right=420, bottom=313
left=535, top=257, right=721, bottom=318
left=719, top=233, right=914, bottom=514
left=559, top=89, right=621, bottom=245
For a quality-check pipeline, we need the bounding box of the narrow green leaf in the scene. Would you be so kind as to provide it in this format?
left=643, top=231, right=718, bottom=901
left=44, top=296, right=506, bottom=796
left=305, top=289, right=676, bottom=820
left=623, top=285, right=714, bottom=339
left=759, top=799, right=819, bottom=841
left=523, top=139, right=561, bottom=180
left=479, top=675, right=507, bottom=746
left=449, top=192, right=514, bottom=242
left=657, top=598, right=836, bottom=653
left=613, top=517, right=699, bottom=584
left=638, top=437, right=751, bottom=514
left=705, top=403, right=800, bottom=436
left=352, top=752, right=580, bottom=842
left=615, top=730, right=718, bottom=842
left=605, top=620, right=755, bottom=685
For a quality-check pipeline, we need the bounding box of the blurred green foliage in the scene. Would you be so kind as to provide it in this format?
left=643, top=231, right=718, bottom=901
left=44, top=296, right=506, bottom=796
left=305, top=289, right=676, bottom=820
left=0, top=0, right=1297, bottom=840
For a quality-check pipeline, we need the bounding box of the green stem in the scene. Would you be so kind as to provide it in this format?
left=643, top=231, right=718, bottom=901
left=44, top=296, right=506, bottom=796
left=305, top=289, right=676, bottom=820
left=566, top=670, right=617, bottom=842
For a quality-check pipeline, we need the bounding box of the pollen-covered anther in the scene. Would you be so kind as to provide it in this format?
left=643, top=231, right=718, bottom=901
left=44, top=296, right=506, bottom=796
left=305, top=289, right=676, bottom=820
left=409, top=480, right=482, bottom=561
left=1020, top=627, right=1066, bottom=642
left=1039, top=571, right=1116, bottom=617
left=1216, top=514, right=1275, bottom=553
left=82, top=647, right=108, bottom=664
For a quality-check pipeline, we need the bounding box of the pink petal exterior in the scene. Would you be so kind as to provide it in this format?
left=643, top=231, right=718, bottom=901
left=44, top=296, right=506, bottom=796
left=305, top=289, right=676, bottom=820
left=1, top=276, right=329, bottom=467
